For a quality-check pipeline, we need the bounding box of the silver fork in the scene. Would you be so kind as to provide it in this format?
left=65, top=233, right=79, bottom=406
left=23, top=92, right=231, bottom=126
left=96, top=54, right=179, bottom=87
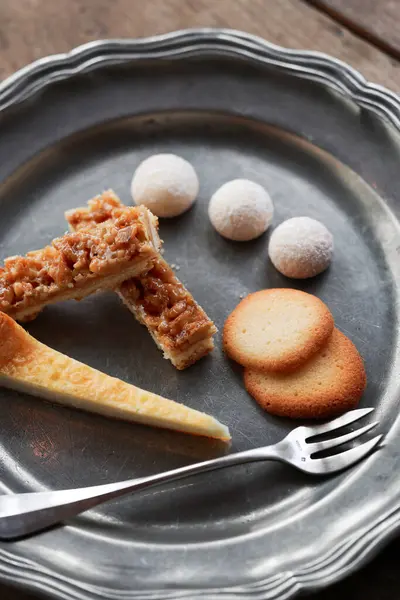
left=0, top=408, right=381, bottom=540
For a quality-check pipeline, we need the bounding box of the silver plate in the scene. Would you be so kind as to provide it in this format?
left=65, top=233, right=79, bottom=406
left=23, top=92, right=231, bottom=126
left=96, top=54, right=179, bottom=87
left=0, top=29, right=399, bottom=600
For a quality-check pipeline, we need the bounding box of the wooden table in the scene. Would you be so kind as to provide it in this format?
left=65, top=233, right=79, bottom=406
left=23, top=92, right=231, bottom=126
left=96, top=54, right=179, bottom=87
left=0, top=1, right=399, bottom=599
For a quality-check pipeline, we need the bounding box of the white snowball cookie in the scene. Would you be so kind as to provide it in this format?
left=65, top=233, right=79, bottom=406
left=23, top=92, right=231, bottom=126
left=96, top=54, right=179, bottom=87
left=208, top=179, right=274, bottom=241
left=131, top=153, right=199, bottom=218
left=268, top=217, right=333, bottom=279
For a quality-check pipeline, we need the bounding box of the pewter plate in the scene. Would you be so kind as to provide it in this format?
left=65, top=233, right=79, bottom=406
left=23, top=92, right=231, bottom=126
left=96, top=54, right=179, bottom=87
left=0, top=29, right=399, bottom=600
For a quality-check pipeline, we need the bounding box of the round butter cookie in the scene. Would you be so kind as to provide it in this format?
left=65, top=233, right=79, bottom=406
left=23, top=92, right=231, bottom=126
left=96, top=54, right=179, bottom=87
left=223, top=289, right=334, bottom=372
left=244, top=328, right=366, bottom=419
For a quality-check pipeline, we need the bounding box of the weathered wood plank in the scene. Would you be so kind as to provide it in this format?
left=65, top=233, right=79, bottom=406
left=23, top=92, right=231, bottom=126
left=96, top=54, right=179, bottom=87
left=310, top=0, right=400, bottom=58
left=0, top=0, right=399, bottom=92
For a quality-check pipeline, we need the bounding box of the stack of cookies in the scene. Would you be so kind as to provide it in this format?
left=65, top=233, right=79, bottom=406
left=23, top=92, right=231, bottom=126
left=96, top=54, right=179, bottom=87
left=223, top=289, right=366, bottom=419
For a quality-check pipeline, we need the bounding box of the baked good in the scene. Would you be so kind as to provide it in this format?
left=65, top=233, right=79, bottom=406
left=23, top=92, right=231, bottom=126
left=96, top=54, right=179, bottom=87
left=223, top=288, right=334, bottom=372
left=118, top=265, right=217, bottom=370
left=244, top=328, right=366, bottom=418
left=66, top=191, right=217, bottom=370
left=0, top=312, right=230, bottom=440
left=208, top=179, right=273, bottom=241
left=131, top=153, right=199, bottom=217
left=268, top=217, right=333, bottom=279
left=0, top=206, right=161, bottom=322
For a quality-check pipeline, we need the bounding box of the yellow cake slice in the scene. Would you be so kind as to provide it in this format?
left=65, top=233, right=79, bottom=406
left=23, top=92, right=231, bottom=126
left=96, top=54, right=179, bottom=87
left=0, top=313, right=230, bottom=441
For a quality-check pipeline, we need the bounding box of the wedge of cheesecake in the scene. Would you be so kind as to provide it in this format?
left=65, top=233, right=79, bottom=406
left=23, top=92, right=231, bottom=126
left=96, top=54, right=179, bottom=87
left=0, top=312, right=230, bottom=440
left=0, top=205, right=161, bottom=322
left=66, top=191, right=217, bottom=370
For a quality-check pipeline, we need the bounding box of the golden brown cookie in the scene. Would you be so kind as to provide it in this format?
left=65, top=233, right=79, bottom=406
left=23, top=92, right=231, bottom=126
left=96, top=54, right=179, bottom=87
left=244, top=328, right=366, bottom=419
left=223, top=289, right=334, bottom=372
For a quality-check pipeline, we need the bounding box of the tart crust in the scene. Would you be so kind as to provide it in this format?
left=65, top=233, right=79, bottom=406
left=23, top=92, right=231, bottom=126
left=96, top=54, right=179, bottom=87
left=66, top=191, right=217, bottom=369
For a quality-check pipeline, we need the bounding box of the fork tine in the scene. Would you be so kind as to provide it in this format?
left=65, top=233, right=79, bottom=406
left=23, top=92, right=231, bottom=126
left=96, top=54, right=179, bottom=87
left=307, top=434, right=383, bottom=474
left=307, top=421, right=378, bottom=453
left=302, top=408, right=374, bottom=439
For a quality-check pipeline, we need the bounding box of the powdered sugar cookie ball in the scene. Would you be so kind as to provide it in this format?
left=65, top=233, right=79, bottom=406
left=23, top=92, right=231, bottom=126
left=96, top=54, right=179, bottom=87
left=268, top=217, right=333, bottom=279
left=131, top=154, right=199, bottom=217
left=208, top=179, right=274, bottom=241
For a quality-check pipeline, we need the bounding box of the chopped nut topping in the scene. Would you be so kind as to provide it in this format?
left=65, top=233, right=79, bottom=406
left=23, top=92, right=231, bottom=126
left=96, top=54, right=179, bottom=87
left=119, top=261, right=212, bottom=347
left=0, top=206, right=156, bottom=317
left=66, top=191, right=217, bottom=353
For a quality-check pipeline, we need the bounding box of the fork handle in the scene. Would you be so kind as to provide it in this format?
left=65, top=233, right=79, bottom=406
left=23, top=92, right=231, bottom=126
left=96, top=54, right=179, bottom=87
left=0, top=445, right=280, bottom=539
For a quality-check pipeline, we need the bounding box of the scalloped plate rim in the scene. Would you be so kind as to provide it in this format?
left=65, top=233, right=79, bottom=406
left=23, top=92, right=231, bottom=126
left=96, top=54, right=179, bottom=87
left=0, top=27, right=399, bottom=600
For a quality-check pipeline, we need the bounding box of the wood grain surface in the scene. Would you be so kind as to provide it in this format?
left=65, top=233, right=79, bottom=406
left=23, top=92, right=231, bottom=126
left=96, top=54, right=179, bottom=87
left=0, top=0, right=399, bottom=92
left=310, top=0, right=400, bottom=58
left=0, top=1, right=400, bottom=599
